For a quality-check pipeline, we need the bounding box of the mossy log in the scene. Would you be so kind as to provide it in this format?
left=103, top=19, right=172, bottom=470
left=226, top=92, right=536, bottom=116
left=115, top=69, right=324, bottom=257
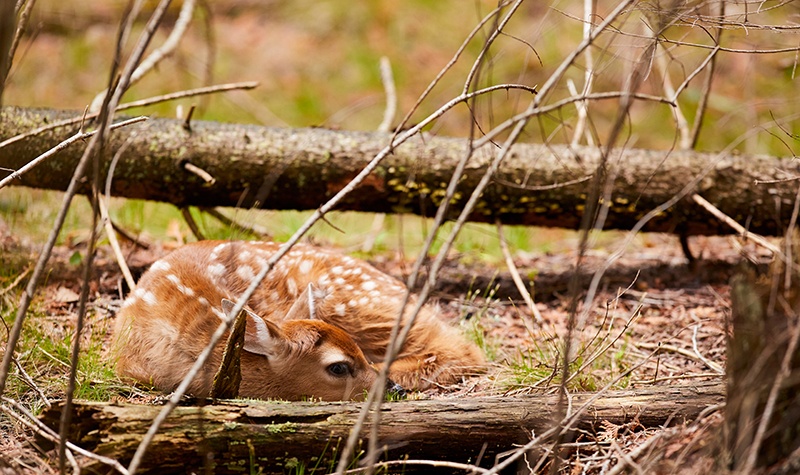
left=39, top=383, right=724, bottom=474
left=2, top=107, right=799, bottom=236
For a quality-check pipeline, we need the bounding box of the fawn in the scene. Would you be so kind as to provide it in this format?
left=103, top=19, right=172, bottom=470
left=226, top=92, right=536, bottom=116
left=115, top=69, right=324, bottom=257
left=113, top=240, right=484, bottom=400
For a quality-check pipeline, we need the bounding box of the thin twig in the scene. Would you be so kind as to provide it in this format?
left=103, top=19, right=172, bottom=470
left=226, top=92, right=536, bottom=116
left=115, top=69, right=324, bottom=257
left=0, top=115, right=147, bottom=190
left=496, top=219, right=542, bottom=325
left=554, top=4, right=649, bottom=472
left=569, top=0, right=595, bottom=147
left=59, top=205, right=100, bottom=469
left=99, top=198, right=136, bottom=291
left=0, top=266, right=31, bottom=296
left=200, top=207, right=270, bottom=239
left=89, top=0, right=196, bottom=112
left=377, top=56, right=396, bottom=133
left=655, top=45, right=691, bottom=149
left=493, top=174, right=592, bottom=191
left=183, top=162, right=216, bottom=185
left=691, top=193, right=782, bottom=255
left=691, top=324, right=723, bottom=374
left=605, top=430, right=673, bottom=475
left=461, top=0, right=525, bottom=95
left=565, top=300, right=645, bottom=386
left=118, top=81, right=258, bottom=111
left=7, top=0, right=36, bottom=74
left=361, top=57, right=397, bottom=254
left=0, top=81, right=258, bottom=151
left=635, top=341, right=723, bottom=374
left=180, top=207, right=206, bottom=241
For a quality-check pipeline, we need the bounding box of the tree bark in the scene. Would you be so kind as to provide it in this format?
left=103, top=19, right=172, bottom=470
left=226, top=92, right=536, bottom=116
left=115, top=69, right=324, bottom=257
left=1, top=106, right=798, bottom=236
left=726, top=261, right=800, bottom=470
left=39, top=383, right=724, bottom=474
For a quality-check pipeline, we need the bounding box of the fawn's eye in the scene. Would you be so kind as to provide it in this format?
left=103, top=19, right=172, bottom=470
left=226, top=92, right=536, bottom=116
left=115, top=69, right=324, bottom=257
left=327, top=362, right=352, bottom=377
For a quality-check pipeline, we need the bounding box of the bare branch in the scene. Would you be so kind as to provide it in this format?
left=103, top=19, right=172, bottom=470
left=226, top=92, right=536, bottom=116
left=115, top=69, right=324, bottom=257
left=0, top=81, right=258, bottom=151
left=496, top=219, right=542, bottom=326
left=691, top=193, right=781, bottom=255
left=90, top=0, right=197, bottom=112
left=377, top=56, right=396, bottom=133
left=0, top=115, right=147, bottom=190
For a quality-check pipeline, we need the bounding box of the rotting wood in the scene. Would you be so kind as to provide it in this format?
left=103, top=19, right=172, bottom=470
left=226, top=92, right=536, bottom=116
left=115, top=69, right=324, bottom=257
left=39, top=382, right=724, bottom=474
left=1, top=106, right=800, bottom=236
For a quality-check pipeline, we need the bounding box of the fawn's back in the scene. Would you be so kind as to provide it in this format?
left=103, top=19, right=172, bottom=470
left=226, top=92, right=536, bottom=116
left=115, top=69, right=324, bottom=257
left=113, top=240, right=484, bottom=399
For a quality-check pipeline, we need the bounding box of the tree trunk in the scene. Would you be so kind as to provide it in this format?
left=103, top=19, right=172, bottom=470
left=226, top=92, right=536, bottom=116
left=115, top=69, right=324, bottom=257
left=39, top=383, right=724, bottom=474
left=1, top=106, right=799, bottom=236
left=726, top=260, right=800, bottom=470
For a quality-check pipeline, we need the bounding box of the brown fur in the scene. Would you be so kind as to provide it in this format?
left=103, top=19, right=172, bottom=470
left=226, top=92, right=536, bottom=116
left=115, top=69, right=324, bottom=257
left=112, top=240, right=485, bottom=399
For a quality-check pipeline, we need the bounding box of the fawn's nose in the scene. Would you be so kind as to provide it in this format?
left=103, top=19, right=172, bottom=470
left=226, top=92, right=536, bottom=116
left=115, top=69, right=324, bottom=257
left=386, top=379, right=407, bottom=398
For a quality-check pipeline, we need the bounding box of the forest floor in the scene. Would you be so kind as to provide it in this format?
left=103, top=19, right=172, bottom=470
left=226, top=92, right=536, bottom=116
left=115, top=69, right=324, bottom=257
left=0, top=223, right=773, bottom=473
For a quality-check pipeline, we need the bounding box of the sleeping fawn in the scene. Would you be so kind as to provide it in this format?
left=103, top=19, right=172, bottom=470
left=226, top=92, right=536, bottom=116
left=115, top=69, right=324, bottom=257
left=113, top=240, right=484, bottom=401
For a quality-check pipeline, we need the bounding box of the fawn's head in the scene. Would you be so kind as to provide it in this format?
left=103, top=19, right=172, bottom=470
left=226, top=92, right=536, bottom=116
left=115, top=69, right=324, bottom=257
left=223, top=288, right=378, bottom=401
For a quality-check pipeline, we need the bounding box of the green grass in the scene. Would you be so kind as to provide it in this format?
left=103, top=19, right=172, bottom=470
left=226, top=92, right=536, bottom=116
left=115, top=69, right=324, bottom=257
left=499, top=306, right=640, bottom=393
left=0, top=294, right=129, bottom=415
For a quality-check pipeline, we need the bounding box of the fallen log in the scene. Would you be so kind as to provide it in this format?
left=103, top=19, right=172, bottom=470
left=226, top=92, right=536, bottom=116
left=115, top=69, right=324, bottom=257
left=1, top=107, right=799, bottom=236
left=39, top=382, right=724, bottom=474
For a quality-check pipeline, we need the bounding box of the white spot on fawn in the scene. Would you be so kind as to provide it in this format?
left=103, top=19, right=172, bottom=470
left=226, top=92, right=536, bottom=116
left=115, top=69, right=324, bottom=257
left=198, top=297, right=209, bottom=306
left=358, top=296, right=369, bottom=306
left=287, top=278, right=298, bottom=296
left=153, top=320, right=178, bottom=340
left=254, top=256, right=267, bottom=271
left=210, top=242, right=229, bottom=260
left=361, top=281, right=377, bottom=291
left=237, top=265, right=255, bottom=282
left=208, top=263, right=225, bottom=276
left=166, top=274, right=195, bottom=296
left=334, top=303, right=346, bottom=316
left=331, top=266, right=343, bottom=275
left=299, top=260, right=313, bottom=274
left=135, top=288, right=158, bottom=306
left=150, top=260, right=171, bottom=272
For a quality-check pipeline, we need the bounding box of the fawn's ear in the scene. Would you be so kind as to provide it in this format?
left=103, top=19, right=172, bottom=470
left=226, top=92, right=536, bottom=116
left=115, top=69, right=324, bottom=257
left=284, top=283, right=326, bottom=321
left=221, top=298, right=288, bottom=357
